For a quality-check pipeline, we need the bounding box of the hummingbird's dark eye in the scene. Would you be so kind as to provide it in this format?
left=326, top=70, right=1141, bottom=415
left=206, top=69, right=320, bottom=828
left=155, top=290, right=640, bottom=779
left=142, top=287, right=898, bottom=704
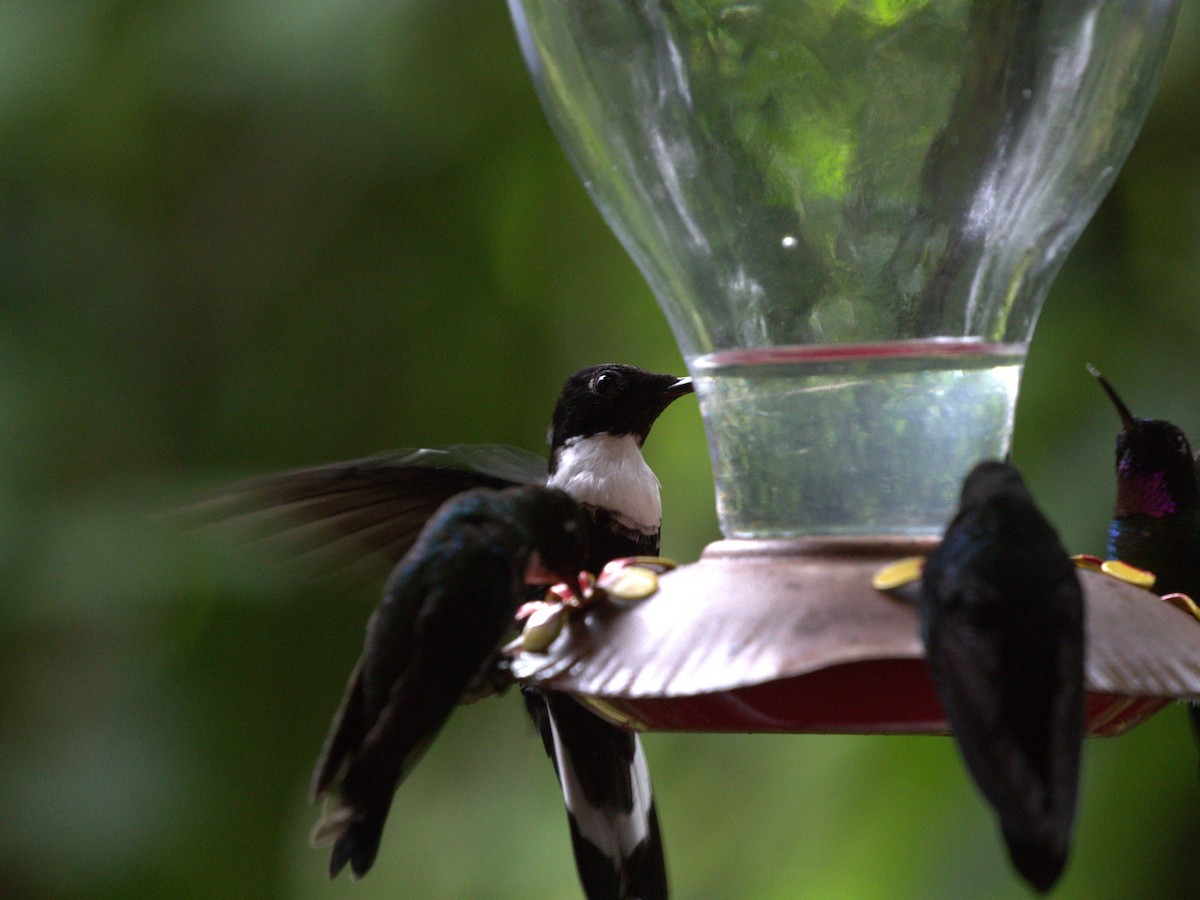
left=592, top=372, right=621, bottom=397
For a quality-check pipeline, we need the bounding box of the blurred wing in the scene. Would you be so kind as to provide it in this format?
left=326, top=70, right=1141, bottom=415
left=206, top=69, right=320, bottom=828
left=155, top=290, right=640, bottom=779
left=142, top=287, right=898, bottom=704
left=179, top=444, right=547, bottom=580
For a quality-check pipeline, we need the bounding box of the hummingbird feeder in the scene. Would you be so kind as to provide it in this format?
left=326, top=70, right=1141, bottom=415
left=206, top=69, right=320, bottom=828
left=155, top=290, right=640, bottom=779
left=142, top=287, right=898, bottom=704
left=506, top=0, right=1195, bottom=734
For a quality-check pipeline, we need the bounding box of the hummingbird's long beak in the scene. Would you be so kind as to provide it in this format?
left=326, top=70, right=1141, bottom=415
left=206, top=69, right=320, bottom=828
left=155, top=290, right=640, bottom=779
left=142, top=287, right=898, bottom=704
left=664, top=376, right=694, bottom=399
left=1088, top=364, right=1138, bottom=430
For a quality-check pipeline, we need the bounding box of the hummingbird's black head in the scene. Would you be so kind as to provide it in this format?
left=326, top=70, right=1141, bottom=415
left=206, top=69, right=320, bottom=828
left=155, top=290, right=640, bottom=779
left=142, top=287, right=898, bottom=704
left=547, top=364, right=693, bottom=455
left=1090, top=365, right=1200, bottom=517
left=957, top=459, right=1029, bottom=510
left=504, top=485, right=590, bottom=595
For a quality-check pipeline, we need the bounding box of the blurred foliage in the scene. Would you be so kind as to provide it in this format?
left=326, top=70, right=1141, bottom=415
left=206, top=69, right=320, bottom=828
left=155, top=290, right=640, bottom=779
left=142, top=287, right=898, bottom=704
left=3, top=2, right=1200, bottom=898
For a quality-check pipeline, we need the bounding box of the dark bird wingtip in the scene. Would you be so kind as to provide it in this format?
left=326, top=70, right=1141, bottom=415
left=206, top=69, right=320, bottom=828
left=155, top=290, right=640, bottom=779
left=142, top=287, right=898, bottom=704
left=328, top=846, right=350, bottom=880
left=1006, top=837, right=1068, bottom=895
left=326, top=833, right=377, bottom=882
left=327, top=830, right=375, bottom=880
left=997, top=771, right=1072, bottom=893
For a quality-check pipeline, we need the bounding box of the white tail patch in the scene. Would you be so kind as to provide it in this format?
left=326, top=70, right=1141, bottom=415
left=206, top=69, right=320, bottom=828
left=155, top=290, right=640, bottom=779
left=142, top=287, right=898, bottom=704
left=545, top=708, right=653, bottom=864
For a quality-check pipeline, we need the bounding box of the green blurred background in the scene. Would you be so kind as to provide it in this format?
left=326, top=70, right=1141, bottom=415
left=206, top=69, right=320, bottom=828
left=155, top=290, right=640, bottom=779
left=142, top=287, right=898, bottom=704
left=4, top=2, right=1200, bottom=897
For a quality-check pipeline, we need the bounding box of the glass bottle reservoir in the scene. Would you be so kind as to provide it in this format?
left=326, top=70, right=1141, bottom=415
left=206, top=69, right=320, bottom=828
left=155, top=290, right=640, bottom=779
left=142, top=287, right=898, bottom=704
left=508, top=0, right=1180, bottom=537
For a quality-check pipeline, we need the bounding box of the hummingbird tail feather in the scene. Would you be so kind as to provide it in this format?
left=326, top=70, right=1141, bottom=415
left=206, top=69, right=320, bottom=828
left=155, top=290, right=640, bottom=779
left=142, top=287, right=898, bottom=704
left=524, top=688, right=668, bottom=899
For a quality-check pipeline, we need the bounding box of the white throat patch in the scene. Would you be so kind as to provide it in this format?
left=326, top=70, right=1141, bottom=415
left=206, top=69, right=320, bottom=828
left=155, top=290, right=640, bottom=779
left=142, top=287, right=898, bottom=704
left=547, top=433, right=662, bottom=533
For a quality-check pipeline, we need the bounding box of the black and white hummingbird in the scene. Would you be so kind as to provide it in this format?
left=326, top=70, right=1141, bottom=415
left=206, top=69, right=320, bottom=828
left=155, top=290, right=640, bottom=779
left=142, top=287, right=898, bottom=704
left=524, top=364, right=692, bottom=900
left=920, top=460, right=1086, bottom=894
left=1090, top=366, right=1200, bottom=773
left=201, top=363, right=691, bottom=898
left=309, top=484, right=590, bottom=879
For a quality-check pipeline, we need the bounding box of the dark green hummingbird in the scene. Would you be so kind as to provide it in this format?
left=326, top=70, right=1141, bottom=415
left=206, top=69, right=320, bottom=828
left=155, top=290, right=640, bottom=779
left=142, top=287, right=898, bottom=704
left=921, top=460, right=1085, bottom=894
left=309, top=485, right=590, bottom=880
left=1091, top=366, right=1200, bottom=776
